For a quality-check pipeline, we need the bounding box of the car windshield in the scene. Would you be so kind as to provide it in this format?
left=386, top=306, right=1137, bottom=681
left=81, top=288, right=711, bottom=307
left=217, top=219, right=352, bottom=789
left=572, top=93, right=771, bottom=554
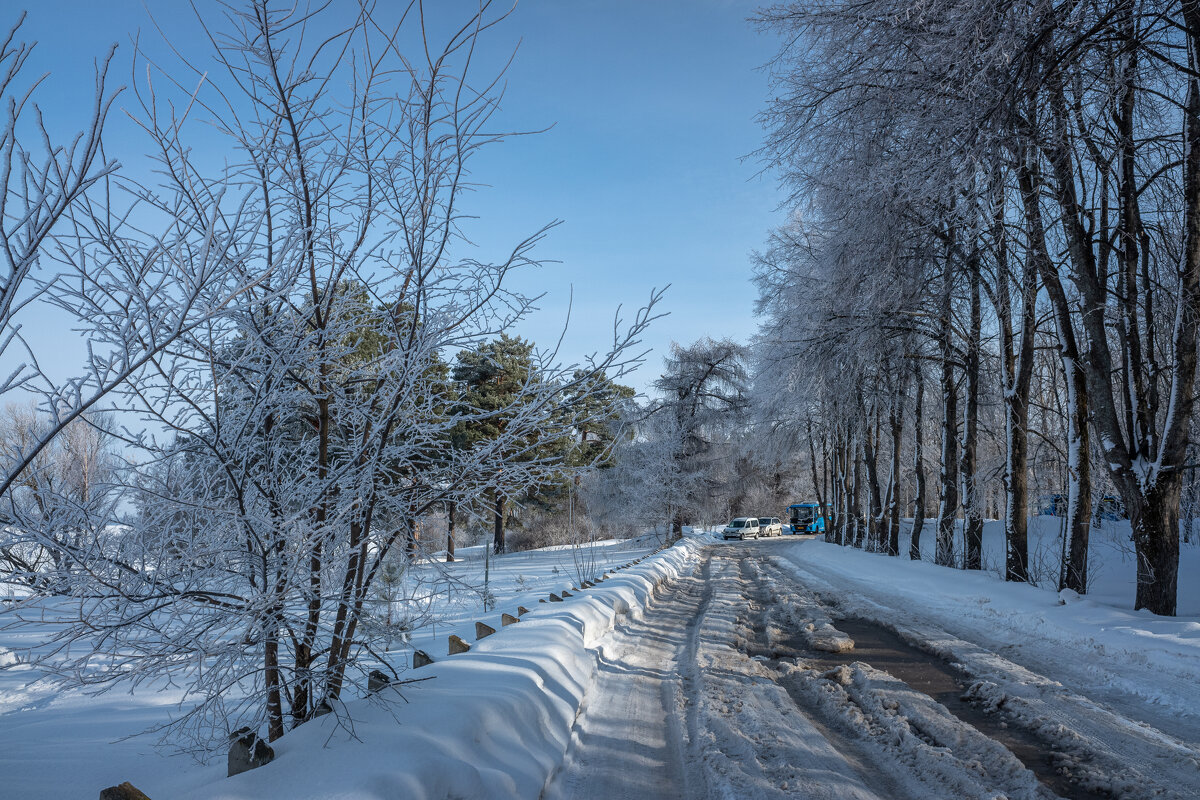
left=730, top=520, right=745, bottom=528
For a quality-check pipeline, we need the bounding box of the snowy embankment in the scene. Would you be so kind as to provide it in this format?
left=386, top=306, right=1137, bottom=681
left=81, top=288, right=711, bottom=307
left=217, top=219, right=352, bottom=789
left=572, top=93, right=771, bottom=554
left=180, top=535, right=709, bottom=800
left=0, top=535, right=669, bottom=798
left=778, top=521, right=1200, bottom=720
left=769, top=533, right=1200, bottom=798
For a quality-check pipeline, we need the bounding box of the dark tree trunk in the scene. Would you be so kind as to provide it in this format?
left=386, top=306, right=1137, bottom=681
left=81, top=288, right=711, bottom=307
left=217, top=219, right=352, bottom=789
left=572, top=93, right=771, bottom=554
left=936, top=246, right=959, bottom=568
left=493, top=492, right=506, bottom=554
left=1129, top=479, right=1183, bottom=614
left=840, top=429, right=849, bottom=546
left=887, top=393, right=903, bottom=557
left=962, top=251, right=983, bottom=571
left=405, top=516, right=420, bottom=559
left=864, top=405, right=883, bottom=552
left=807, top=418, right=827, bottom=514
left=446, top=501, right=456, bottom=562
left=910, top=365, right=927, bottom=560
left=999, top=191, right=1039, bottom=584
left=852, top=432, right=864, bottom=548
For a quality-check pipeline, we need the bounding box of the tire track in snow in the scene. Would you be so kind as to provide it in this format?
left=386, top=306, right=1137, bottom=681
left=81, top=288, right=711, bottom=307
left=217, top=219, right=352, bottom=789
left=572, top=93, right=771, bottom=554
left=546, top=546, right=894, bottom=800
left=764, top=548, right=1200, bottom=800
left=686, top=549, right=891, bottom=799
left=733, top=550, right=1059, bottom=799
left=542, top=553, right=708, bottom=800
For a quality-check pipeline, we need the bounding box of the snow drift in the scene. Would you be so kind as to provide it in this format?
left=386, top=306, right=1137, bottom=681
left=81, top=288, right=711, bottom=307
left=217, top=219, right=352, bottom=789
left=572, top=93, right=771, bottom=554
left=180, top=536, right=708, bottom=800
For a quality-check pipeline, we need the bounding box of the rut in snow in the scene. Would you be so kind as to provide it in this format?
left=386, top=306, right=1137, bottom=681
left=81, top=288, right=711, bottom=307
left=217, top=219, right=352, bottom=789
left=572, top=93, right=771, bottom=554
left=786, top=617, right=1102, bottom=800
left=734, top=552, right=1102, bottom=800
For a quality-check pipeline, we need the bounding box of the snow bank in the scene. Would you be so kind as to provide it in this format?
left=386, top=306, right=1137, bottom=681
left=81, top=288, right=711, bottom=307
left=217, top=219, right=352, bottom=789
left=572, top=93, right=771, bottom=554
left=770, top=540, right=1200, bottom=798
left=180, top=536, right=707, bottom=800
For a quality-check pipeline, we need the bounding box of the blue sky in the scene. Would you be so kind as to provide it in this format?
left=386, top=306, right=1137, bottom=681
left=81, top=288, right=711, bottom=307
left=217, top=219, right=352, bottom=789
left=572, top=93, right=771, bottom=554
left=16, top=0, right=782, bottom=393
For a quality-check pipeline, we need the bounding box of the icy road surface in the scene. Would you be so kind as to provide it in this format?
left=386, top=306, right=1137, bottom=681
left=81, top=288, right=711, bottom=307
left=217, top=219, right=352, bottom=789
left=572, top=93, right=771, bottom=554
left=544, top=538, right=1200, bottom=800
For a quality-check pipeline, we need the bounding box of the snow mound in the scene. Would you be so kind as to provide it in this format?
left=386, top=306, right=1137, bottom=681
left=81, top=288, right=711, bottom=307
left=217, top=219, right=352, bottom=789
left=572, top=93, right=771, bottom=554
left=179, top=538, right=706, bottom=800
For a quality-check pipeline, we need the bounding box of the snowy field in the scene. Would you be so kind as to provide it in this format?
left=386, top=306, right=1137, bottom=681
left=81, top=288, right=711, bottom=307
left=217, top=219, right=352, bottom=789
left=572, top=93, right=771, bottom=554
left=902, top=514, right=1200, bottom=615
left=2, top=519, right=1198, bottom=799
left=0, top=534, right=668, bottom=799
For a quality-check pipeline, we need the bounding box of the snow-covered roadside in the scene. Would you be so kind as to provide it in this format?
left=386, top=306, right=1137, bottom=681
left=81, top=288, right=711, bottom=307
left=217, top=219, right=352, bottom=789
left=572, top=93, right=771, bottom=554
left=768, top=537, right=1200, bottom=733
left=766, top=538, right=1200, bottom=798
left=0, top=535, right=665, bottom=799
left=176, top=535, right=709, bottom=800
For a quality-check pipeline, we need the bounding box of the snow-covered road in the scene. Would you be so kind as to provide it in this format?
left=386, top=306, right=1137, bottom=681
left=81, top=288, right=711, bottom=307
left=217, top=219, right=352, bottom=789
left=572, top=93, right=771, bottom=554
left=543, top=552, right=702, bottom=800
left=546, top=546, right=888, bottom=800
left=545, top=538, right=1200, bottom=800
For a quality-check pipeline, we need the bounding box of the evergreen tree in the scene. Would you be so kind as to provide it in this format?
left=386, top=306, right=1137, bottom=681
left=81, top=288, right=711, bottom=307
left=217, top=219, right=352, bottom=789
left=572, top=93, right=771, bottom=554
left=451, top=335, right=538, bottom=554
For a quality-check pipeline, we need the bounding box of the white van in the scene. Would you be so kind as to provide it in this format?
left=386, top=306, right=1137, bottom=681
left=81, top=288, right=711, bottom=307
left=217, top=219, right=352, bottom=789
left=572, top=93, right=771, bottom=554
left=722, top=517, right=761, bottom=540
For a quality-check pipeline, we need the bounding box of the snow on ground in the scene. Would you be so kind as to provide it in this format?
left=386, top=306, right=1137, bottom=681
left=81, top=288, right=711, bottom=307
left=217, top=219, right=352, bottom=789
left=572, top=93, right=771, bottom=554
left=765, top=528, right=1200, bottom=799
left=548, top=543, right=892, bottom=800
left=0, top=534, right=667, bottom=799
left=681, top=553, right=892, bottom=799
left=778, top=521, right=1200, bottom=736
left=3, top=518, right=1199, bottom=799
left=905, top=514, right=1200, bottom=614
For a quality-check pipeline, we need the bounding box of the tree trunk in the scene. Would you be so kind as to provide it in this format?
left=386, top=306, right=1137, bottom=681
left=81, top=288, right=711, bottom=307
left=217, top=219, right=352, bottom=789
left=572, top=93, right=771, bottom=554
left=446, top=501, right=456, bottom=562
left=911, top=365, right=926, bottom=560
left=1130, top=479, right=1183, bottom=613
left=887, top=392, right=903, bottom=557
left=936, top=248, right=959, bottom=568
left=1021, top=134, right=1094, bottom=592
left=1003, top=242, right=1038, bottom=584
left=405, top=516, right=420, bottom=559
left=837, top=429, right=851, bottom=545
left=962, top=251, right=983, bottom=571
left=863, top=404, right=883, bottom=552
left=851, top=432, right=864, bottom=548
left=264, top=624, right=285, bottom=742
left=493, top=491, right=507, bottom=554
left=807, top=418, right=827, bottom=514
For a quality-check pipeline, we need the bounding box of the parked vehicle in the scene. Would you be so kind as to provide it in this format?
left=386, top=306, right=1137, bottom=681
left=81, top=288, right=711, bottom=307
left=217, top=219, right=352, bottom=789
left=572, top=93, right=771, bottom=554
left=722, top=517, right=761, bottom=540
left=757, top=516, right=783, bottom=536
left=788, top=502, right=826, bottom=534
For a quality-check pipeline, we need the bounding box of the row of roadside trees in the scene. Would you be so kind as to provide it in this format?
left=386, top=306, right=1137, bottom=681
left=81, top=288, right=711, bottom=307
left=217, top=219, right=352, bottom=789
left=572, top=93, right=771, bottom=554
left=748, top=0, right=1200, bottom=616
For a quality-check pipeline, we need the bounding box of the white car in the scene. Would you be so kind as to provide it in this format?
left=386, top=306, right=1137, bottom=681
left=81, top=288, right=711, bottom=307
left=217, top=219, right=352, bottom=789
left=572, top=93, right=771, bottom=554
left=722, top=517, right=761, bottom=540
left=757, top=517, right=783, bottom=537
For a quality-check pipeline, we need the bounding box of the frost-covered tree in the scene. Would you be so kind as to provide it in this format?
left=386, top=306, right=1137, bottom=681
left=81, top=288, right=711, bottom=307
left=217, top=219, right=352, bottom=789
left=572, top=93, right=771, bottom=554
left=0, top=15, right=118, bottom=501
left=2, top=0, right=661, bottom=750
left=0, top=405, right=118, bottom=584
left=752, top=0, right=1200, bottom=614
left=653, top=338, right=749, bottom=536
